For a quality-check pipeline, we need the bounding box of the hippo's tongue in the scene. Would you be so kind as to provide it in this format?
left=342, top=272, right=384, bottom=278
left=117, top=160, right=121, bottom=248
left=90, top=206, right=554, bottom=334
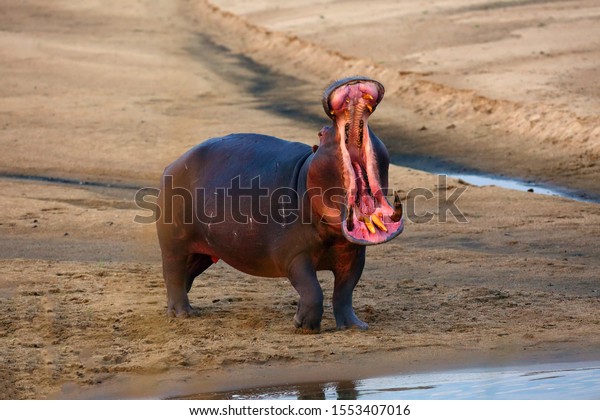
left=322, top=77, right=403, bottom=245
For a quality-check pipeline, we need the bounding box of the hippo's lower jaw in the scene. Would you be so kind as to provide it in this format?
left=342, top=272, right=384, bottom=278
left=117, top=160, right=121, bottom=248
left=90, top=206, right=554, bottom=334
left=341, top=190, right=404, bottom=246
left=324, top=77, right=404, bottom=245
left=342, top=187, right=404, bottom=246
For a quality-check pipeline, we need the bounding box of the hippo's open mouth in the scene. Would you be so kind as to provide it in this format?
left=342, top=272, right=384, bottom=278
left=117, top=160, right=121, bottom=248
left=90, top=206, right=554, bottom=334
left=323, top=77, right=404, bottom=245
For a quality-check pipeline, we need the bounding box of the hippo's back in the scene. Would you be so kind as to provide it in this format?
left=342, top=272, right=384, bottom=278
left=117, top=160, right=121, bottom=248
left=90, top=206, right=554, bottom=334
left=171, top=133, right=313, bottom=191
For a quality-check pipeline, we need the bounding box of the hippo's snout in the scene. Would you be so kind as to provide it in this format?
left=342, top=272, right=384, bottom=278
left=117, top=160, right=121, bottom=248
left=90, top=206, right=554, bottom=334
left=322, top=77, right=403, bottom=245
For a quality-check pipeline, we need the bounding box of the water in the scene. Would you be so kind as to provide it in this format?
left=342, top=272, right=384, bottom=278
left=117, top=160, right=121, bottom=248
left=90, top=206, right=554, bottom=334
left=449, top=173, right=565, bottom=197
left=389, top=154, right=599, bottom=203
left=450, top=173, right=600, bottom=203
left=203, top=361, right=600, bottom=400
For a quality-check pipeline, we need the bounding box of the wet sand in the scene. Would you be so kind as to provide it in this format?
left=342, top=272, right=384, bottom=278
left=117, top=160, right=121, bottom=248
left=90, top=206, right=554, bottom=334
left=1, top=0, right=599, bottom=399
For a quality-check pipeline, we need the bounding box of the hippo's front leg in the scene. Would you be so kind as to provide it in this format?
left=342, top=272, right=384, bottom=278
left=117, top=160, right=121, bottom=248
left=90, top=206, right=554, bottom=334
left=333, top=247, right=368, bottom=330
left=288, top=255, right=324, bottom=333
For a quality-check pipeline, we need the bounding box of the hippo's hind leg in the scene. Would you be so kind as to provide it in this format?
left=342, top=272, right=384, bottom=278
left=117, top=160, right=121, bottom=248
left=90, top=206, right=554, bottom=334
left=332, top=248, right=368, bottom=330
left=288, top=255, right=324, bottom=333
left=162, top=253, right=214, bottom=317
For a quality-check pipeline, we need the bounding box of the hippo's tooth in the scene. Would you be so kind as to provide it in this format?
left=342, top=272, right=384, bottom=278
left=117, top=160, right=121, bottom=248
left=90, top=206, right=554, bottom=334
left=344, top=123, right=350, bottom=144
left=363, top=93, right=374, bottom=101
left=366, top=104, right=373, bottom=113
left=391, top=193, right=403, bottom=222
left=371, top=214, right=387, bottom=232
left=358, top=120, right=364, bottom=147
left=362, top=216, right=376, bottom=234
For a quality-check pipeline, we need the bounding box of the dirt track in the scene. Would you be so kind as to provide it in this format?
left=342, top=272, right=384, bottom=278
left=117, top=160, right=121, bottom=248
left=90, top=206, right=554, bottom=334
left=1, top=0, right=599, bottom=399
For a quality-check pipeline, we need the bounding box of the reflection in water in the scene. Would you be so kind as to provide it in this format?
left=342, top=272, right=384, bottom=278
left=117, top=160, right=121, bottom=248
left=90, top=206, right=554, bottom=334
left=223, top=381, right=360, bottom=400
left=294, top=380, right=358, bottom=400
left=208, top=362, right=600, bottom=400
left=296, top=382, right=326, bottom=400
left=334, top=381, right=360, bottom=400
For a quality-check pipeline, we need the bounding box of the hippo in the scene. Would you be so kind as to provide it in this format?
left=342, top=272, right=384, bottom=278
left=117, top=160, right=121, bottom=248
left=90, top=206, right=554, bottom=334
left=156, top=76, right=403, bottom=332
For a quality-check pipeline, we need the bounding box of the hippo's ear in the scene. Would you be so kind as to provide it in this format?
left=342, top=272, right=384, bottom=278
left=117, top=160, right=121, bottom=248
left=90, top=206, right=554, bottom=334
left=312, top=145, right=319, bottom=153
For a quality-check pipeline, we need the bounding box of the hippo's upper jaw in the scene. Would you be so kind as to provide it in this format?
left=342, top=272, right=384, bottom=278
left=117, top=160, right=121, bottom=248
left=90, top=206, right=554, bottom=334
left=324, top=77, right=403, bottom=245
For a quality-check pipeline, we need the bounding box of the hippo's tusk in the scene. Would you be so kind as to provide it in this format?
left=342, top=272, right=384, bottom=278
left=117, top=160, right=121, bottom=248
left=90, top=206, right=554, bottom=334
left=371, top=214, right=387, bottom=232
left=347, top=206, right=355, bottom=231
left=391, top=193, right=403, bottom=222
left=362, top=216, right=376, bottom=234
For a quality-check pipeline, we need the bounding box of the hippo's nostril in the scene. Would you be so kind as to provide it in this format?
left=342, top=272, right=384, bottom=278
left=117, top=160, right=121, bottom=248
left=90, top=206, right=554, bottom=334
left=322, top=77, right=385, bottom=119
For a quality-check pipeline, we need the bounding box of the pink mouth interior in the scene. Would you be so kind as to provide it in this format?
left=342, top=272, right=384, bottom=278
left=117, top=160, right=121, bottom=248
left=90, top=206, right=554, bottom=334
left=326, top=78, right=403, bottom=245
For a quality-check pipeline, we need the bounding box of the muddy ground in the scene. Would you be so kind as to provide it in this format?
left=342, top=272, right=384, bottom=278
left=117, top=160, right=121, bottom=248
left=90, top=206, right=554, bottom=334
left=0, top=0, right=599, bottom=399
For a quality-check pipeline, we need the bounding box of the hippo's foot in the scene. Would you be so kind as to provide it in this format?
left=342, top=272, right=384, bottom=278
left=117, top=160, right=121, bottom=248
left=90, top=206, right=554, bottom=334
left=293, top=303, right=323, bottom=333
left=167, top=301, right=199, bottom=318
left=334, top=308, right=368, bottom=331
